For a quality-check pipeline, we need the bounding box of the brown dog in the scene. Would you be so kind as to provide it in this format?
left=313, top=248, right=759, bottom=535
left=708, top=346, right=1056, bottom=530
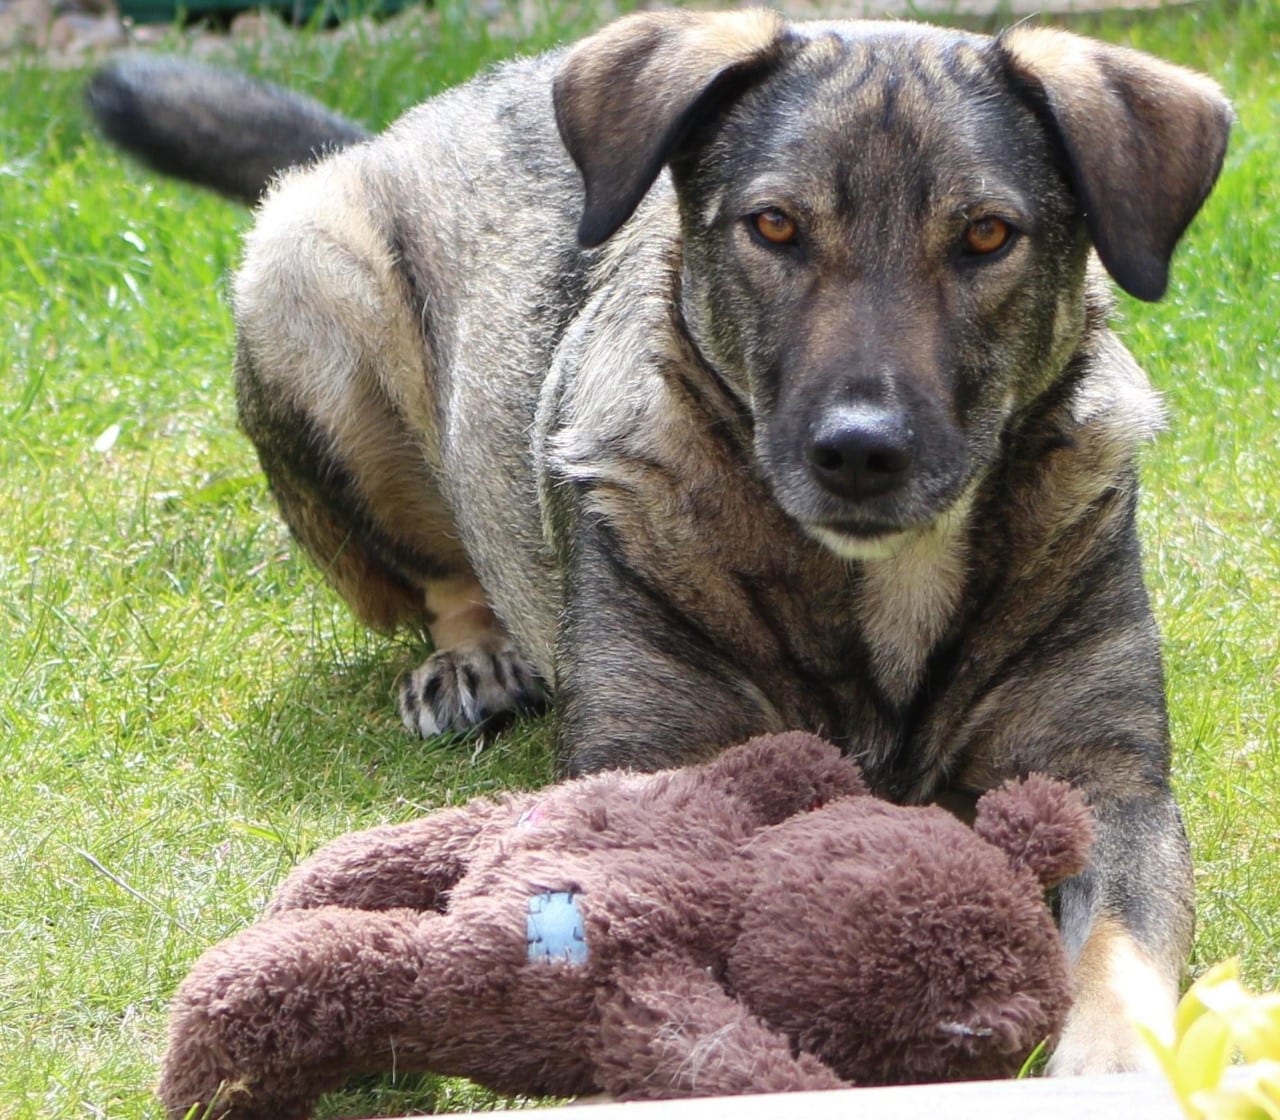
left=91, top=10, right=1231, bottom=1076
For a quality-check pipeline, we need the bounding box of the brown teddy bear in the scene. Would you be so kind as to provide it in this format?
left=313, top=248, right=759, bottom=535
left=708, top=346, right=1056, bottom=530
left=158, top=732, right=1092, bottom=1119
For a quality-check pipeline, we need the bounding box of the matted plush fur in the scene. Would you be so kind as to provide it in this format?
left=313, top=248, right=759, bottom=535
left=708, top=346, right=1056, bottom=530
left=158, top=734, right=1091, bottom=1118
left=89, top=9, right=1232, bottom=1076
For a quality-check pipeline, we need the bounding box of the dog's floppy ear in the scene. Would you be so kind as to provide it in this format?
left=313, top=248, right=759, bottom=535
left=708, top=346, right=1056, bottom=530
left=998, top=27, right=1232, bottom=301
left=554, top=9, right=787, bottom=249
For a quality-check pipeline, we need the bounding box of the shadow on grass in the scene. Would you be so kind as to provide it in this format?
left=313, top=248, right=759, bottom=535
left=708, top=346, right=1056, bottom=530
left=228, top=632, right=557, bottom=823
left=314, top=1070, right=539, bottom=1119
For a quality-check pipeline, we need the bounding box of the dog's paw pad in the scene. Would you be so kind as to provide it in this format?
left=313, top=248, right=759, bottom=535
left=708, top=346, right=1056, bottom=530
left=397, top=643, right=548, bottom=739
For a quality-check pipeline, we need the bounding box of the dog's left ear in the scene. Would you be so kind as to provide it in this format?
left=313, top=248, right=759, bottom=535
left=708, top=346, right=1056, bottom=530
left=998, top=27, right=1232, bottom=301
left=554, top=9, right=787, bottom=249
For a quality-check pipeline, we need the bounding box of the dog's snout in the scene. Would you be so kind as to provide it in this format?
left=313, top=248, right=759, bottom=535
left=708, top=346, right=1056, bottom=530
left=806, top=408, right=914, bottom=500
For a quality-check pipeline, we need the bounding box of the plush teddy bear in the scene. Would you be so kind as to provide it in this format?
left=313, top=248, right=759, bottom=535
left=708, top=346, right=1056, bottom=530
left=159, top=732, right=1092, bottom=1119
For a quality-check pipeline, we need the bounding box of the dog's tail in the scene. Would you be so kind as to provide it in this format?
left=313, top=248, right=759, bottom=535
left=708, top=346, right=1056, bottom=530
left=86, top=55, right=370, bottom=205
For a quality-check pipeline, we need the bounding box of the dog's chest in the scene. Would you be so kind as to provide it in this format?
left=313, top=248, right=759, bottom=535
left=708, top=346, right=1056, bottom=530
left=858, top=514, right=974, bottom=699
left=640, top=468, right=974, bottom=767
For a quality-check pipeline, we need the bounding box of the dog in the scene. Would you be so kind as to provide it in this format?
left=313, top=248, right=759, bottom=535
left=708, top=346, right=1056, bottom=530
left=89, top=9, right=1232, bottom=1077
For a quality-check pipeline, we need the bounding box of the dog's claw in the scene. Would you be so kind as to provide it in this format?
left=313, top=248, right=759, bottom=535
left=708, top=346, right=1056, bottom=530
left=398, top=642, right=548, bottom=740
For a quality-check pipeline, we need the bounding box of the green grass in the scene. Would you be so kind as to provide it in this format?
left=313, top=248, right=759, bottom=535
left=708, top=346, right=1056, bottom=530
left=1, top=0, right=1276, bottom=1115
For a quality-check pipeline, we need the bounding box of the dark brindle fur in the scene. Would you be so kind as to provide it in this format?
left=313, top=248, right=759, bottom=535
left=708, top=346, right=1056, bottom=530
left=90, top=10, right=1231, bottom=1076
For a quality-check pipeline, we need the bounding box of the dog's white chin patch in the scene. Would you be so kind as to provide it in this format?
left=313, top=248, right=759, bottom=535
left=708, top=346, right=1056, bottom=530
left=807, top=525, right=915, bottom=561
left=807, top=483, right=980, bottom=564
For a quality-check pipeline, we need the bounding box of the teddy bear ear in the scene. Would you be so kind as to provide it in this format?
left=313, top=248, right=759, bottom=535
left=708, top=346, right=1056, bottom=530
left=973, top=775, right=1094, bottom=889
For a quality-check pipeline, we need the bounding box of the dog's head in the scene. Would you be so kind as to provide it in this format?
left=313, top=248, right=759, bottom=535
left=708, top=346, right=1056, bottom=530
left=554, top=11, right=1231, bottom=558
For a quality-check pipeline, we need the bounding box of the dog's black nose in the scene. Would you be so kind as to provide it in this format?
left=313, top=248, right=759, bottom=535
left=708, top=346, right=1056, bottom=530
left=807, top=408, right=914, bottom=500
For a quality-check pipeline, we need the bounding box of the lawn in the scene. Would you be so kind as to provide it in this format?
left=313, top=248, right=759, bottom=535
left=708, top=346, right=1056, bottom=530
left=0, top=0, right=1276, bottom=1116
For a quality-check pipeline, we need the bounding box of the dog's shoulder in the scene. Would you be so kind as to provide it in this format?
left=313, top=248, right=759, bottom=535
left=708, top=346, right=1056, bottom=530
left=537, top=188, right=722, bottom=480
left=1004, top=272, right=1166, bottom=543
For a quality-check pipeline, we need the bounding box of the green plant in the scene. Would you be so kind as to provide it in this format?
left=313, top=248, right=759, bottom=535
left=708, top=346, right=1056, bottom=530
left=1141, top=960, right=1280, bottom=1119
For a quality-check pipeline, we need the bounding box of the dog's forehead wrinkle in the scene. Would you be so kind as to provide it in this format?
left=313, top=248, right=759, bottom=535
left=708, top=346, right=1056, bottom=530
left=710, top=89, right=1041, bottom=243
left=722, top=35, right=971, bottom=145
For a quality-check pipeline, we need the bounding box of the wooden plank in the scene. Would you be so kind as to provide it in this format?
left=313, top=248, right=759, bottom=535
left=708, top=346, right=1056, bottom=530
left=389, top=1073, right=1182, bottom=1120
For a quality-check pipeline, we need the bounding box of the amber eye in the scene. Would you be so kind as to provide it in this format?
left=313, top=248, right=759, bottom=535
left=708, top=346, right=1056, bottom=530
left=963, top=217, right=1012, bottom=256
left=753, top=208, right=798, bottom=246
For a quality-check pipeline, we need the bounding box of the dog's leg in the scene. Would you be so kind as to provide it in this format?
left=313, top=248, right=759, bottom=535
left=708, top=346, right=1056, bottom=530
left=398, top=573, right=548, bottom=738
left=235, top=160, right=549, bottom=740
left=554, top=522, right=787, bottom=775
left=1049, top=788, right=1193, bottom=1074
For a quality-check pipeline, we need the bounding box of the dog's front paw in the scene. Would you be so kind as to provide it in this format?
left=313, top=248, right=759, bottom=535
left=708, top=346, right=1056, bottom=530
left=397, top=641, right=548, bottom=738
left=1047, top=995, right=1167, bottom=1076
left=1047, top=923, right=1177, bottom=1076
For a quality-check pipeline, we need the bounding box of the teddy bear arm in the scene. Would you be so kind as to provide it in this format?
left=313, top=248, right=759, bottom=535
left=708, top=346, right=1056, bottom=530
left=269, top=795, right=533, bottom=914
left=590, top=960, right=848, bottom=1101
left=159, top=907, right=472, bottom=1119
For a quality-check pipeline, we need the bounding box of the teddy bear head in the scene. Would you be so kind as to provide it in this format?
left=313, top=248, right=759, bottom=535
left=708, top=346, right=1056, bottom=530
left=724, top=772, right=1093, bottom=1085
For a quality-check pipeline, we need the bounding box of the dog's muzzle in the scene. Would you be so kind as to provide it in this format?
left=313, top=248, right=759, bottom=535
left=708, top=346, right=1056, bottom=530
left=806, top=405, right=915, bottom=501
left=760, top=390, right=970, bottom=560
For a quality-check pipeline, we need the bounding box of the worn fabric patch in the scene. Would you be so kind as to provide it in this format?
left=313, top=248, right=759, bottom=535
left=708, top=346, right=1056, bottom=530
left=526, top=891, right=588, bottom=965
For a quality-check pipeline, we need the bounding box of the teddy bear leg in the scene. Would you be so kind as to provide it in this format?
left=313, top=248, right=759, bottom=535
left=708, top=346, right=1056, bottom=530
left=591, top=960, right=847, bottom=1100
left=268, top=793, right=536, bottom=914
left=159, top=907, right=464, bottom=1119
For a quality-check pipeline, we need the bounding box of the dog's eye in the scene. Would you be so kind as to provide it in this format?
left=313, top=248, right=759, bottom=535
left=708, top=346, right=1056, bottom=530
left=752, top=208, right=798, bottom=246
left=962, top=217, right=1012, bottom=256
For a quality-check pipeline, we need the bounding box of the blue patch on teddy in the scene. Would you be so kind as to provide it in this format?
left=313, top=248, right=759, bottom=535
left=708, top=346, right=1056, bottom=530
left=526, top=891, right=588, bottom=965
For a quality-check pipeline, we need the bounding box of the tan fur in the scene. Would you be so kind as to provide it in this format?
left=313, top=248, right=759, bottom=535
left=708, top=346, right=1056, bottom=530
left=1000, top=27, right=1232, bottom=299
left=235, top=157, right=474, bottom=635
left=558, top=8, right=785, bottom=110
left=554, top=9, right=787, bottom=247
left=424, top=573, right=503, bottom=650
left=240, top=164, right=441, bottom=463
left=1048, top=916, right=1176, bottom=1075
left=1001, top=25, right=1226, bottom=107
left=856, top=489, right=975, bottom=704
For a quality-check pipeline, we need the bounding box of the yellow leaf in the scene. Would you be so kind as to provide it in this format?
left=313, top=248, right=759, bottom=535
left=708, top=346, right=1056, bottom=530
left=1178, top=959, right=1242, bottom=1039
left=1244, top=1060, right=1280, bottom=1109
left=1188, top=1085, right=1269, bottom=1120
left=1229, top=999, right=1280, bottom=1064
left=1174, top=1011, right=1235, bottom=1103
left=1136, top=1019, right=1184, bottom=1102
left=1200, top=979, right=1256, bottom=1017
left=1192, top=1062, right=1280, bottom=1120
